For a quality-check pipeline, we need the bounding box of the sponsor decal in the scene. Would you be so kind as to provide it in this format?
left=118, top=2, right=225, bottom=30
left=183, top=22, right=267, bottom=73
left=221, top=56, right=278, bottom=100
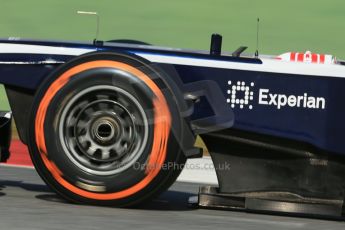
left=227, top=80, right=326, bottom=110
left=226, top=81, right=254, bottom=109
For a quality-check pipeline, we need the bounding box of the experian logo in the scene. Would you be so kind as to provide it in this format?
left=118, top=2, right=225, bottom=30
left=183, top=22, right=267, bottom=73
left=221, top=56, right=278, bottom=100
left=258, top=89, right=325, bottom=109
left=227, top=81, right=326, bottom=110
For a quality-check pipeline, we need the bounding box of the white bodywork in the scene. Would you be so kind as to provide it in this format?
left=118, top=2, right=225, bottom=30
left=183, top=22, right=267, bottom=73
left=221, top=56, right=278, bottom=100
left=1, top=42, right=345, bottom=78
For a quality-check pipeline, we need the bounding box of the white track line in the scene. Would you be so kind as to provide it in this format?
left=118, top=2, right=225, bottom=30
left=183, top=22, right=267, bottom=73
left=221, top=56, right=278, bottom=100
left=1, top=157, right=218, bottom=185
left=176, top=157, right=218, bottom=185
left=0, top=163, right=35, bottom=169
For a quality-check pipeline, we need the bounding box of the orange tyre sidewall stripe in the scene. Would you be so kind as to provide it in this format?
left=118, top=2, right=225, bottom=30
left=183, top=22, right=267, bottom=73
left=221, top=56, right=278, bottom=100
left=35, top=60, right=171, bottom=200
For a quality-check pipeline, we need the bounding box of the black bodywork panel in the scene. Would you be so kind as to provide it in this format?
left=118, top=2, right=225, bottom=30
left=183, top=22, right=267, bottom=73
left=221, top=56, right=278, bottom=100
left=199, top=129, right=345, bottom=218
left=0, top=111, right=12, bottom=162
left=5, top=86, right=35, bottom=144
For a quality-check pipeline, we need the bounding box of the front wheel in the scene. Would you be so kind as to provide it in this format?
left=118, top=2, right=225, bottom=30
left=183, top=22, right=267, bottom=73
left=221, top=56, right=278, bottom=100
left=28, top=52, right=187, bottom=206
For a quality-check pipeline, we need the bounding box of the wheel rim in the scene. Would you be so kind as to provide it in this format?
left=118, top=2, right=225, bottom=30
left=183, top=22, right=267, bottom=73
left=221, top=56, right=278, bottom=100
left=58, top=85, right=149, bottom=176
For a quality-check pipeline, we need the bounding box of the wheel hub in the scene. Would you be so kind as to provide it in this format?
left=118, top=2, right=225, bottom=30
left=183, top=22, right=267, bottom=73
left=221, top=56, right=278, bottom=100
left=59, top=85, right=149, bottom=176
left=91, top=117, right=119, bottom=144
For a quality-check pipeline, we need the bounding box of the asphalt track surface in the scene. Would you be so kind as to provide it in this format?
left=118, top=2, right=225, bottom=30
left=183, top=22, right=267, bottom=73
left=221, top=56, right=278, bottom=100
left=0, top=142, right=345, bottom=229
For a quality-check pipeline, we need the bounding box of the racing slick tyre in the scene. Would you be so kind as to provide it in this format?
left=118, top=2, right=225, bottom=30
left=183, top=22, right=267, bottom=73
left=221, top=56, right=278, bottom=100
left=27, top=52, right=187, bottom=206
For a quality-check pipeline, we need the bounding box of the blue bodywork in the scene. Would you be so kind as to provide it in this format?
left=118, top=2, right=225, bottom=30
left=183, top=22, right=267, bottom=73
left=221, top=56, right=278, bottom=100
left=0, top=39, right=344, bottom=156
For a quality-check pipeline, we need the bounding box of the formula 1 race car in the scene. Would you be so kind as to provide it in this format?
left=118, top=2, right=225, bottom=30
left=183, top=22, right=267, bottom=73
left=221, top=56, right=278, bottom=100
left=0, top=34, right=345, bottom=218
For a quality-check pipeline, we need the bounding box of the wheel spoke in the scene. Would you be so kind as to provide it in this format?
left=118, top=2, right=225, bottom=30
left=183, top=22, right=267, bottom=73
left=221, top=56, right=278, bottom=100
left=98, top=101, right=109, bottom=110
left=113, top=142, right=127, bottom=156
left=86, top=144, right=97, bottom=156
left=119, top=131, right=132, bottom=143
left=112, top=105, right=125, bottom=117
left=76, top=120, right=88, bottom=130
left=84, top=107, right=95, bottom=117
left=101, top=150, right=110, bottom=160
left=77, top=134, right=88, bottom=144
left=96, top=94, right=110, bottom=100
left=76, top=128, right=87, bottom=136
left=117, top=97, right=129, bottom=107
